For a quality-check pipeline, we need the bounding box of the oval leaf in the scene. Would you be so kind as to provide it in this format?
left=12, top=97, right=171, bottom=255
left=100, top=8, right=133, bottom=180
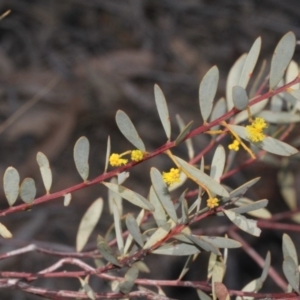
left=183, top=233, right=220, bottom=255
left=270, top=32, right=296, bottom=89
left=257, top=111, right=300, bottom=124
left=176, top=115, right=194, bottom=159
left=149, top=186, right=167, bottom=227
left=0, top=223, right=12, bottom=238
left=239, top=37, right=261, bottom=88
left=226, top=54, right=247, bottom=110
left=283, top=256, right=300, bottom=293
left=115, top=110, right=145, bottom=151
left=154, top=84, right=171, bottom=140
left=76, top=198, right=103, bottom=252
left=112, top=199, right=124, bottom=254
left=20, top=178, right=36, bottom=204
left=104, top=136, right=111, bottom=173
left=201, top=236, right=241, bottom=249
left=153, top=242, right=201, bottom=256
left=224, top=210, right=261, bottom=237
left=210, top=97, right=227, bottom=130
left=175, top=120, right=194, bottom=146
left=230, top=199, right=269, bottom=216
left=173, top=156, right=229, bottom=197
left=3, top=167, right=20, bottom=206
left=103, top=182, right=154, bottom=211
left=199, top=66, right=219, bottom=122
left=233, top=198, right=271, bottom=219
left=232, top=86, right=249, bottom=111
left=74, top=136, right=90, bottom=181
left=119, top=266, right=139, bottom=294
left=36, top=152, right=52, bottom=193
left=124, top=210, right=145, bottom=254
left=64, top=193, right=72, bottom=206
left=210, top=145, right=225, bottom=183
left=150, top=168, right=178, bottom=223
left=126, top=213, right=144, bottom=248
left=97, top=235, right=120, bottom=266
left=283, top=233, right=298, bottom=266
left=143, top=223, right=171, bottom=249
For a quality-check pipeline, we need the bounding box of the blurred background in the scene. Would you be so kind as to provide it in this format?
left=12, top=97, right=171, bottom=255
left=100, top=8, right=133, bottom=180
left=0, top=0, right=300, bottom=299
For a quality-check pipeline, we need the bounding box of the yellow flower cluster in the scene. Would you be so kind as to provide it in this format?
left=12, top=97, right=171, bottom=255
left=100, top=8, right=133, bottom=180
left=207, top=197, right=219, bottom=209
left=162, top=168, right=181, bottom=185
left=109, top=153, right=128, bottom=167
left=228, top=139, right=240, bottom=151
left=131, top=150, right=144, bottom=162
left=109, top=150, right=144, bottom=167
left=245, top=117, right=267, bottom=142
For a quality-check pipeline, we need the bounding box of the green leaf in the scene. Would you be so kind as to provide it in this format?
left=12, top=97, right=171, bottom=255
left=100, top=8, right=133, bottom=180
left=36, top=152, right=52, bottom=193
left=199, top=66, right=219, bottom=122
left=210, top=97, right=226, bottom=130
left=63, top=193, right=72, bottom=206
left=97, top=235, right=120, bottom=266
left=233, top=198, right=271, bottom=219
left=286, top=60, right=299, bottom=89
left=224, top=210, right=261, bottom=237
left=184, top=233, right=220, bottom=255
left=176, top=115, right=194, bottom=159
left=76, top=198, right=103, bottom=252
left=3, top=167, right=20, bottom=206
left=239, top=37, right=261, bottom=88
left=124, top=209, right=144, bottom=254
left=119, top=266, right=139, bottom=294
left=143, top=223, right=171, bottom=249
left=115, top=110, right=145, bottom=151
left=270, top=32, right=296, bottom=89
left=210, top=145, right=225, bottom=183
left=152, top=242, right=201, bottom=256
left=232, top=86, right=249, bottom=111
left=126, top=213, right=144, bottom=248
left=74, top=136, right=90, bottom=181
left=0, top=223, right=12, bottom=238
left=149, top=186, right=167, bottom=227
left=154, top=84, right=171, bottom=140
left=223, top=177, right=260, bottom=202
left=229, top=125, right=298, bottom=156
left=104, top=136, right=111, bottom=173
left=103, top=182, right=154, bottom=211
left=283, top=233, right=298, bottom=266
left=20, top=178, right=36, bottom=204
left=257, top=111, right=300, bottom=123
left=260, top=251, right=271, bottom=284
left=108, top=177, right=123, bottom=215
left=181, top=199, right=189, bottom=224
left=175, top=120, right=194, bottom=146
left=230, top=199, right=269, bottom=215
left=226, top=54, right=247, bottom=110
left=173, top=156, right=229, bottom=197
left=283, top=256, right=300, bottom=293
left=200, top=236, right=241, bottom=249
left=112, top=198, right=124, bottom=254
left=150, top=168, right=178, bottom=223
